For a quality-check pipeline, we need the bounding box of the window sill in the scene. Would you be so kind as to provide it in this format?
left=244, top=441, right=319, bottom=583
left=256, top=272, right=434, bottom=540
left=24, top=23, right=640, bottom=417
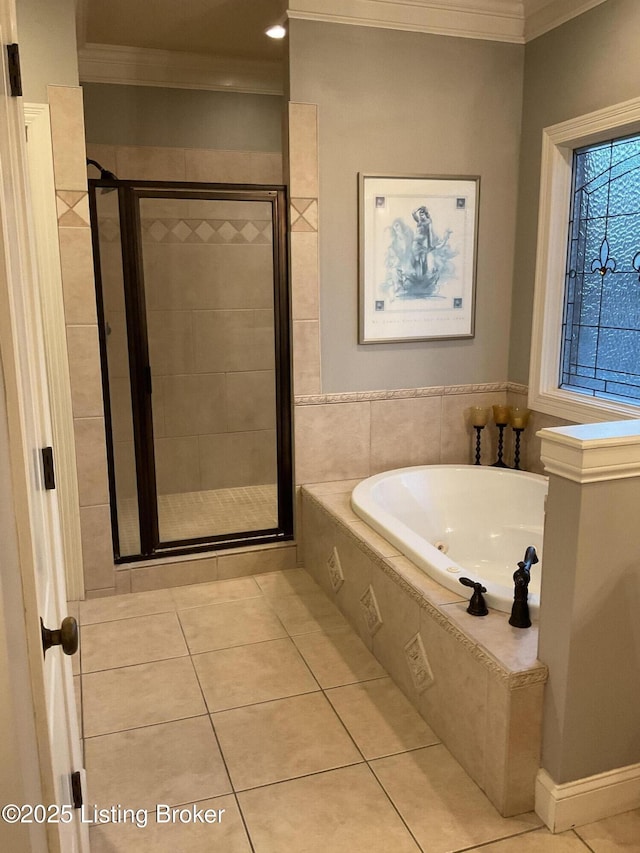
left=529, top=386, right=640, bottom=425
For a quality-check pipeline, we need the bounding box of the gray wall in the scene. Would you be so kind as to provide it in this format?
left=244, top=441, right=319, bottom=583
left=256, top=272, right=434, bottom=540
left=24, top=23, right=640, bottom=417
left=539, top=472, right=640, bottom=783
left=289, top=20, right=524, bottom=392
left=508, top=0, right=640, bottom=384
left=83, top=83, right=283, bottom=152
left=17, top=0, right=79, bottom=102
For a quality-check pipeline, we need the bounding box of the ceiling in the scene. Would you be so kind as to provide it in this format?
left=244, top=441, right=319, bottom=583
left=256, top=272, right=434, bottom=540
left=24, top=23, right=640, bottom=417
left=79, top=0, right=288, bottom=62
left=76, top=0, right=608, bottom=96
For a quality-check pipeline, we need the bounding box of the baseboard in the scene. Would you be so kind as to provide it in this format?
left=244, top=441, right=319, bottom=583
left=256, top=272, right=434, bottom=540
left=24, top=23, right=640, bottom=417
left=535, top=764, right=640, bottom=832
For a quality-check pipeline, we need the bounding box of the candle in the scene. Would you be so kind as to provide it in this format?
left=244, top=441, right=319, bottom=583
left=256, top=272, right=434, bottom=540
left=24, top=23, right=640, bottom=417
left=492, top=404, right=511, bottom=425
left=470, top=406, right=489, bottom=427
left=510, top=407, right=531, bottom=429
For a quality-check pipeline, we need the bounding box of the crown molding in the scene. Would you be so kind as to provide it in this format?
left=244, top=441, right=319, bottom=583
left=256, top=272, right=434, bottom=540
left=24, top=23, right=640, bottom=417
left=287, top=0, right=609, bottom=43
left=78, top=43, right=284, bottom=96
left=523, top=0, right=608, bottom=41
left=287, top=0, right=526, bottom=44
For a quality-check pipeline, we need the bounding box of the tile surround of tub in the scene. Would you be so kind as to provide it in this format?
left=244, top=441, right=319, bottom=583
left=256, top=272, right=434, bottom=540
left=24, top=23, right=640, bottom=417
left=301, top=482, right=548, bottom=817
left=370, top=395, right=443, bottom=473
left=293, top=384, right=513, bottom=485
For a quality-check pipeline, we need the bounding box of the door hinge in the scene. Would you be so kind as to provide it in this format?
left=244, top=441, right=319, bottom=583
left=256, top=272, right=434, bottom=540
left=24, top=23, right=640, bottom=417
left=71, top=771, right=83, bottom=810
left=41, top=446, right=56, bottom=490
left=6, top=44, right=22, bottom=97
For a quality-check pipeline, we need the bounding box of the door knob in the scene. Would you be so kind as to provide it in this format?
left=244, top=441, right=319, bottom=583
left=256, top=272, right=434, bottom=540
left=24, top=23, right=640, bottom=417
left=41, top=616, right=79, bottom=656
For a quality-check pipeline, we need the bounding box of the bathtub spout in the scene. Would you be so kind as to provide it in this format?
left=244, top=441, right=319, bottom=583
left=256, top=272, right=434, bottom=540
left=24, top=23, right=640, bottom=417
left=508, top=546, right=538, bottom=629
left=522, top=545, right=539, bottom=571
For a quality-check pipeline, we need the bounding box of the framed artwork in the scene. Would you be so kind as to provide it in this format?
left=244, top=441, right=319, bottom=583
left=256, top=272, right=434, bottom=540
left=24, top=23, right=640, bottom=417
left=358, top=174, right=480, bottom=343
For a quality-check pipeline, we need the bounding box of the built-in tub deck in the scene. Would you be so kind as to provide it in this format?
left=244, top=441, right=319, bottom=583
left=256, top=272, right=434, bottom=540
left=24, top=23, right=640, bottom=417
left=301, top=480, right=548, bottom=818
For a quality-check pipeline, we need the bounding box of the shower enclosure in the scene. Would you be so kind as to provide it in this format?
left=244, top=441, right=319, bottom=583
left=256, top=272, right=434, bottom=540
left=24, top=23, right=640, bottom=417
left=88, top=178, right=293, bottom=560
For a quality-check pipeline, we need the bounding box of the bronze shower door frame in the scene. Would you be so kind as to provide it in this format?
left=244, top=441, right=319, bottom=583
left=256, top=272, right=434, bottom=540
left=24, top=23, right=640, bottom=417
left=88, top=179, right=294, bottom=561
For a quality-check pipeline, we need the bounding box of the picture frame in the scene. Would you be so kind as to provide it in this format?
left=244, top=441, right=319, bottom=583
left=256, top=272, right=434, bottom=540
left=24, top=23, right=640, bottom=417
left=358, top=173, right=480, bottom=344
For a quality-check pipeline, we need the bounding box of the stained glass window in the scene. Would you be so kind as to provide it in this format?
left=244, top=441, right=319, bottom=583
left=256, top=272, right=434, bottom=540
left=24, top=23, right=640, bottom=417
left=560, top=132, right=640, bottom=403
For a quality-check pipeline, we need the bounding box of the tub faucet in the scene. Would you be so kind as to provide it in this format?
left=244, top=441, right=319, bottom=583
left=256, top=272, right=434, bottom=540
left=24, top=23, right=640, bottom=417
left=459, top=577, right=488, bottom=617
left=508, top=545, right=538, bottom=629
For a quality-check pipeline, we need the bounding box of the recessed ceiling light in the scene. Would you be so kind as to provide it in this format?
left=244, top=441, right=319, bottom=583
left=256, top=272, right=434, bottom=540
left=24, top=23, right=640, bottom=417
left=265, top=24, right=286, bottom=39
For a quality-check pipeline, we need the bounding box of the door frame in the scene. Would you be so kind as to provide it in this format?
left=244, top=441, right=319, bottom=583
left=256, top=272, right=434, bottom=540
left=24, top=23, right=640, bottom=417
left=24, top=102, right=84, bottom=602
left=0, top=4, right=86, bottom=849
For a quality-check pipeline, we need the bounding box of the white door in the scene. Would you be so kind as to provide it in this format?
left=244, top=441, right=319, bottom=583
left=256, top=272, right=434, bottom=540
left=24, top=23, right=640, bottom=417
left=0, top=3, right=88, bottom=852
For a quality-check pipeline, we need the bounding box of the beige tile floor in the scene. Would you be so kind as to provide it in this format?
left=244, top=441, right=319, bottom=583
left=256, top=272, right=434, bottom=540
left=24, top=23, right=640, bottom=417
left=75, top=568, right=640, bottom=852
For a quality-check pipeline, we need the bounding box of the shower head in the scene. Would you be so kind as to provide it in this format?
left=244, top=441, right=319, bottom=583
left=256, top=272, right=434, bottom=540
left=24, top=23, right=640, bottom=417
left=86, top=158, right=118, bottom=192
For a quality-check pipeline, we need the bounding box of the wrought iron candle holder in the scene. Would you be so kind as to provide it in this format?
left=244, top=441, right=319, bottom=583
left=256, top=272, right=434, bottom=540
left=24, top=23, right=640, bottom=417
left=469, top=405, right=531, bottom=470
left=491, top=405, right=511, bottom=468
left=512, top=428, right=524, bottom=470
left=470, top=407, right=489, bottom=465
left=510, top=408, right=531, bottom=470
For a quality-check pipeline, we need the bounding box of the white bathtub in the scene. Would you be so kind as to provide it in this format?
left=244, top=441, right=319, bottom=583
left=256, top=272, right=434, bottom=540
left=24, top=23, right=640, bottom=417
left=351, top=465, right=548, bottom=615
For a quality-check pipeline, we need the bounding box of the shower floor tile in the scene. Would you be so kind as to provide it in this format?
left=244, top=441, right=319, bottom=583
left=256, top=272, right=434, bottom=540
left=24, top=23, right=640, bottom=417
left=118, top=484, right=278, bottom=555
left=76, top=567, right=628, bottom=852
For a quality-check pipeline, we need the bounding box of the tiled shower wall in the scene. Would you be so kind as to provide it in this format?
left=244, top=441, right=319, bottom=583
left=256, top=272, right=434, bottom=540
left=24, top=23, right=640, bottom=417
left=98, top=195, right=277, bottom=499
left=56, top=97, right=568, bottom=597
left=49, top=86, right=115, bottom=594
left=53, top=119, right=292, bottom=597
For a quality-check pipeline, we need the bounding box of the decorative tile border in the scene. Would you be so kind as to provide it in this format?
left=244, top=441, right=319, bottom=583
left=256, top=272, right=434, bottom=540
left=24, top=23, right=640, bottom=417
left=57, top=191, right=90, bottom=227
left=303, top=487, right=548, bottom=689
left=326, top=546, right=344, bottom=592
left=98, top=217, right=273, bottom=245
left=295, top=383, right=529, bottom=406
left=404, top=633, right=435, bottom=693
left=295, top=381, right=517, bottom=406
left=291, top=198, right=318, bottom=232
left=360, top=584, right=383, bottom=636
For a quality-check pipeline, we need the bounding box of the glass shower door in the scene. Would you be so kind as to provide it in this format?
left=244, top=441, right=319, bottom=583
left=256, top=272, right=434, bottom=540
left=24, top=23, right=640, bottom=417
left=139, top=193, right=279, bottom=544
left=90, top=180, right=292, bottom=560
